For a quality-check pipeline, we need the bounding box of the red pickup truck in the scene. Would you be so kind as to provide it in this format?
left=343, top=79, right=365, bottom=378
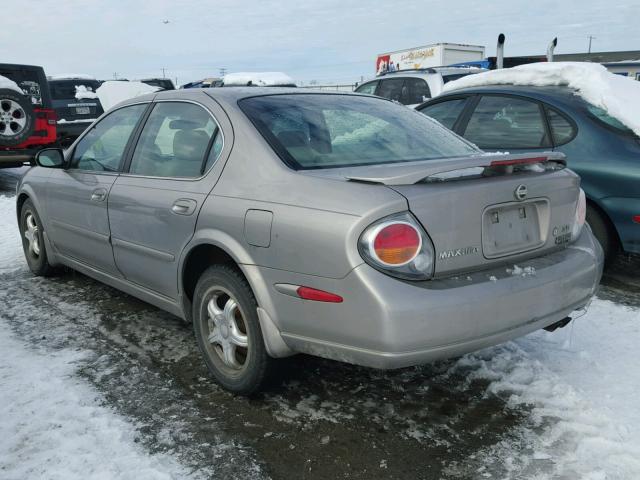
left=1, top=63, right=57, bottom=168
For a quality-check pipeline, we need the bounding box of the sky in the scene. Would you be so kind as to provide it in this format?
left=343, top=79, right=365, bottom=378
left=3, top=0, right=639, bottom=86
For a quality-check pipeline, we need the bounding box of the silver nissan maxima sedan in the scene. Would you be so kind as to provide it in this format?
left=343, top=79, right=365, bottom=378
left=16, top=88, right=603, bottom=394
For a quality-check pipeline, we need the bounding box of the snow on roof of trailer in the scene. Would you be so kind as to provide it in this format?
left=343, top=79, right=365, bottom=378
left=222, top=72, right=295, bottom=87
left=0, top=74, right=23, bottom=94
left=443, top=62, right=640, bottom=136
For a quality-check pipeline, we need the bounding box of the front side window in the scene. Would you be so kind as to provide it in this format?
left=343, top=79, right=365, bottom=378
left=355, top=81, right=379, bottom=95
left=463, top=96, right=550, bottom=149
left=129, top=102, right=220, bottom=178
left=70, top=104, right=146, bottom=171
left=419, top=98, right=468, bottom=130
left=402, top=78, right=431, bottom=105
left=239, top=94, right=479, bottom=170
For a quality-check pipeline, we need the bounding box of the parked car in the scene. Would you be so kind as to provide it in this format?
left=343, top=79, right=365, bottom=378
left=354, top=67, right=484, bottom=107
left=141, top=78, right=175, bottom=90
left=0, top=63, right=57, bottom=167
left=17, top=88, right=602, bottom=394
left=417, top=85, right=640, bottom=259
left=48, top=75, right=104, bottom=147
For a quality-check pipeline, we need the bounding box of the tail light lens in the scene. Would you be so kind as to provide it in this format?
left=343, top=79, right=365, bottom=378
left=359, top=213, right=434, bottom=280
left=572, top=188, right=586, bottom=240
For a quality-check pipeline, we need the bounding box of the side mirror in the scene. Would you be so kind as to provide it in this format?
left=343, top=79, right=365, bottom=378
left=35, top=148, right=65, bottom=168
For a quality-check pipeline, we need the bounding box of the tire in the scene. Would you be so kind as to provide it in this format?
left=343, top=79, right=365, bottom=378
left=0, top=88, right=35, bottom=147
left=586, top=205, right=616, bottom=261
left=193, top=265, right=274, bottom=395
left=19, top=199, right=55, bottom=276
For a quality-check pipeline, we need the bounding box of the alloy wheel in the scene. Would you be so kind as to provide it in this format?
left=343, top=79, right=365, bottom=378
left=0, top=99, right=27, bottom=138
left=206, top=288, right=249, bottom=370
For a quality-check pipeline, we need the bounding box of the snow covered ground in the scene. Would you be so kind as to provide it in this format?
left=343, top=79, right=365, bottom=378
left=0, top=321, right=192, bottom=480
left=0, top=189, right=639, bottom=478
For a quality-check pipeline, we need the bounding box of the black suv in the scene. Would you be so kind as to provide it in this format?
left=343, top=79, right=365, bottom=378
left=0, top=63, right=57, bottom=167
left=48, top=76, right=104, bottom=146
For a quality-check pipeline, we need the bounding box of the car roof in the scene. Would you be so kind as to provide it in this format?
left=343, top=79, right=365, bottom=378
left=435, top=84, right=583, bottom=105
left=155, top=86, right=353, bottom=101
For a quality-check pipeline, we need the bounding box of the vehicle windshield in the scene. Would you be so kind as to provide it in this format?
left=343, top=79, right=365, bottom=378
left=49, top=79, right=102, bottom=100
left=585, top=104, right=635, bottom=136
left=239, top=94, right=479, bottom=170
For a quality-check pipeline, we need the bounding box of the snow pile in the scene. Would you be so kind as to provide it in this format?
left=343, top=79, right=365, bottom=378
left=49, top=73, right=96, bottom=81
left=458, top=298, right=640, bottom=479
left=0, top=74, right=23, bottom=94
left=0, top=322, right=192, bottom=479
left=443, top=62, right=640, bottom=136
left=506, top=265, right=536, bottom=277
left=223, top=71, right=295, bottom=87
left=0, top=195, right=25, bottom=273
left=95, top=81, right=159, bottom=111
left=75, top=85, right=98, bottom=100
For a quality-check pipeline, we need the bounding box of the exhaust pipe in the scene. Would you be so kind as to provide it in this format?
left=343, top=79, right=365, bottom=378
left=543, top=316, right=572, bottom=332
left=496, top=33, right=505, bottom=69
left=547, top=37, right=558, bottom=62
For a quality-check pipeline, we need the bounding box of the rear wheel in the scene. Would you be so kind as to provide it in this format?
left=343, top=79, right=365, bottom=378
left=193, top=265, right=274, bottom=395
left=0, top=88, right=34, bottom=147
left=586, top=205, right=616, bottom=261
left=19, top=199, right=55, bottom=276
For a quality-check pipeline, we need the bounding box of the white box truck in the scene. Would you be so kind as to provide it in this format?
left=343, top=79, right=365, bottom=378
left=376, top=43, right=485, bottom=74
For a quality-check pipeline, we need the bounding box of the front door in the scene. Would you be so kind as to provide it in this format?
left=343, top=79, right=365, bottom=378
left=46, top=103, right=148, bottom=275
left=108, top=100, right=224, bottom=298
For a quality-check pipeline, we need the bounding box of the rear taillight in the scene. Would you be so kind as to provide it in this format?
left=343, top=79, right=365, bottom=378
left=359, top=213, right=434, bottom=280
left=572, top=188, right=586, bottom=240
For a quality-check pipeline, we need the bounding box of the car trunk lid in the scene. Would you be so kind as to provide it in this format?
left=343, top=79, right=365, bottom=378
left=339, top=152, right=579, bottom=276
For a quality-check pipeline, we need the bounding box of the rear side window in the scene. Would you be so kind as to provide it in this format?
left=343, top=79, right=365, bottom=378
left=545, top=107, right=576, bottom=145
left=377, top=78, right=405, bottom=103
left=355, top=81, right=378, bottom=95
left=402, top=78, right=431, bottom=104
left=129, top=102, right=221, bottom=178
left=0, top=66, right=46, bottom=106
left=463, top=95, right=550, bottom=149
left=239, top=94, right=479, bottom=170
left=70, top=104, right=146, bottom=171
left=419, top=98, right=468, bottom=130
left=49, top=80, right=102, bottom=100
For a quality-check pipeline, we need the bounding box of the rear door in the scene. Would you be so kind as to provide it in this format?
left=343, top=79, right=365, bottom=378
left=458, top=94, right=553, bottom=153
left=46, top=102, right=149, bottom=275
left=108, top=97, right=225, bottom=299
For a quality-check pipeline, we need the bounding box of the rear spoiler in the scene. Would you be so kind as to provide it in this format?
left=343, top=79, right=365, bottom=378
left=345, top=152, right=566, bottom=186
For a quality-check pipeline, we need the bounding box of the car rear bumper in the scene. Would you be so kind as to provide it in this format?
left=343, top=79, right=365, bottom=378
left=252, top=227, right=603, bottom=368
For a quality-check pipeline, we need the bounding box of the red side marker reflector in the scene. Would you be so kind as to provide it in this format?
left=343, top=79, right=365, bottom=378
left=490, top=156, right=547, bottom=167
left=633, top=215, right=640, bottom=224
left=296, top=286, right=343, bottom=303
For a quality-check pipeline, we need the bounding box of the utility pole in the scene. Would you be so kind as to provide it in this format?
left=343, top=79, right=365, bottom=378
left=219, top=67, right=227, bottom=77
left=587, top=35, right=596, bottom=54
left=113, top=72, right=118, bottom=80
left=161, top=67, right=166, bottom=78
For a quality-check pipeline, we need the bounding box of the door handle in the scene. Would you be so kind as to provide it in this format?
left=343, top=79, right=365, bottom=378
left=91, top=188, right=107, bottom=202
left=171, top=198, right=197, bottom=216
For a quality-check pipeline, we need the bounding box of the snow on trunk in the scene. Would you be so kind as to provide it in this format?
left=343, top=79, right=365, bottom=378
left=95, top=81, right=159, bottom=111
left=443, top=62, right=640, bottom=136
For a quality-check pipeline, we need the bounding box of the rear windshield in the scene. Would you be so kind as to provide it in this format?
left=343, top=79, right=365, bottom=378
left=49, top=79, right=102, bottom=100
left=239, top=94, right=479, bottom=170
left=442, top=73, right=472, bottom=84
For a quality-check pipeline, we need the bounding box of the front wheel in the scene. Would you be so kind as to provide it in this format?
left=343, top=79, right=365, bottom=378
left=193, top=265, right=274, bottom=395
left=19, top=199, right=55, bottom=276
